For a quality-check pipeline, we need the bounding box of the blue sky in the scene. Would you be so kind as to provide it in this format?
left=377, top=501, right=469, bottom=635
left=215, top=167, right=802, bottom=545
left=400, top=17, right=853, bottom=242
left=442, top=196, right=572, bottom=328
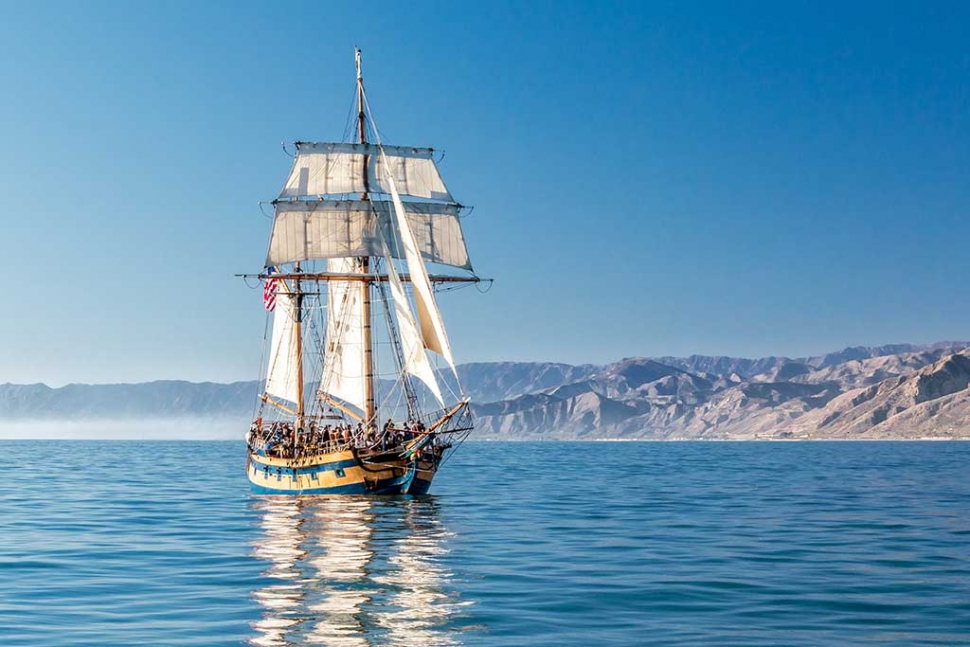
left=1, top=1, right=968, bottom=385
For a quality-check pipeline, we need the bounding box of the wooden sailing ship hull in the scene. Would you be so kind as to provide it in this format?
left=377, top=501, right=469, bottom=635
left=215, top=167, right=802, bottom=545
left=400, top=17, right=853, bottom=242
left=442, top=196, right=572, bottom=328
left=247, top=449, right=437, bottom=495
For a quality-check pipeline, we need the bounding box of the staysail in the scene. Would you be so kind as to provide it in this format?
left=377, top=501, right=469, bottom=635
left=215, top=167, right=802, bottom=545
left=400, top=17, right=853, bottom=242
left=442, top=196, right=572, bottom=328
left=266, top=200, right=471, bottom=270
left=265, top=288, right=300, bottom=404
left=383, top=166, right=458, bottom=376
left=279, top=143, right=453, bottom=202
left=382, top=242, right=445, bottom=407
left=319, top=258, right=368, bottom=413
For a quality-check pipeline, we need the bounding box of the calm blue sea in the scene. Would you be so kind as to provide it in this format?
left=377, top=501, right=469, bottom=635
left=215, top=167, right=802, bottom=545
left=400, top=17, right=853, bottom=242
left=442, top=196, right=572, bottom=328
left=0, top=440, right=968, bottom=646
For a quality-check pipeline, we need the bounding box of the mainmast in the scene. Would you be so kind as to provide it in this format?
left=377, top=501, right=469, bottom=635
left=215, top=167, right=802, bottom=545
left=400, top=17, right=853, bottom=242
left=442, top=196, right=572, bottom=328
left=356, top=48, right=368, bottom=170
left=357, top=48, right=376, bottom=428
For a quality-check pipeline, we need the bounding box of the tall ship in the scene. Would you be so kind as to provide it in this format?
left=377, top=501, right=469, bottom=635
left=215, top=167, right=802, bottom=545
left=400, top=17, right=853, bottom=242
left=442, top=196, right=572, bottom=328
left=244, top=50, right=482, bottom=494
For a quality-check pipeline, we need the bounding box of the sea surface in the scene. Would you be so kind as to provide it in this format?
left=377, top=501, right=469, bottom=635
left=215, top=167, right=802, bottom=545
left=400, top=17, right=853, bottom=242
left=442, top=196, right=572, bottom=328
left=0, top=440, right=968, bottom=646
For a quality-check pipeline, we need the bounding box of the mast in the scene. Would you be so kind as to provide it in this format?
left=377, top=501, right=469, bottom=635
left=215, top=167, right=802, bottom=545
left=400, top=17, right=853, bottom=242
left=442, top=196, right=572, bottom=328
left=356, top=48, right=368, bottom=178
left=357, top=48, right=376, bottom=427
left=294, top=263, right=304, bottom=431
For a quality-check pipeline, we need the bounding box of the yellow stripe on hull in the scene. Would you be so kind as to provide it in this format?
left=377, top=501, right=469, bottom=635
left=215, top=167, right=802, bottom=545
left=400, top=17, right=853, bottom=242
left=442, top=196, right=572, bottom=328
left=247, top=449, right=436, bottom=495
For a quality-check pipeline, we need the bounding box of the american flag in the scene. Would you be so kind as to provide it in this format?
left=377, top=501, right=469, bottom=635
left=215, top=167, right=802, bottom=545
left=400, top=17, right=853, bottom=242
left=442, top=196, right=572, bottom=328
left=263, top=267, right=279, bottom=311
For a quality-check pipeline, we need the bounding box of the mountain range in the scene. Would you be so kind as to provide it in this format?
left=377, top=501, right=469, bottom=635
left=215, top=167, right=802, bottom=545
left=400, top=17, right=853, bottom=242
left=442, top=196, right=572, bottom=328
left=3, top=342, right=970, bottom=439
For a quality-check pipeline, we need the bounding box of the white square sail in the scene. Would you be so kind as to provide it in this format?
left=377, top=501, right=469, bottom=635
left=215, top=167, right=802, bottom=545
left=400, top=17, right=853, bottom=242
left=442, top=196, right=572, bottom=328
left=279, top=143, right=453, bottom=202
left=266, top=200, right=472, bottom=270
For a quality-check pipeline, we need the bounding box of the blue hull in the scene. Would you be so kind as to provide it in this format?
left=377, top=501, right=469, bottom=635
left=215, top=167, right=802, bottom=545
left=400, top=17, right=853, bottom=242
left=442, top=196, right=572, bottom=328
left=247, top=449, right=436, bottom=495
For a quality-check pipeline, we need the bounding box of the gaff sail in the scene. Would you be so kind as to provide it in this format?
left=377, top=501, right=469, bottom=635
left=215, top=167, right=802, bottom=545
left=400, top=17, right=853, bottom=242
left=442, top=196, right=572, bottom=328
left=264, top=288, right=300, bottom=404
left=319, top=258, right=368, bottom=413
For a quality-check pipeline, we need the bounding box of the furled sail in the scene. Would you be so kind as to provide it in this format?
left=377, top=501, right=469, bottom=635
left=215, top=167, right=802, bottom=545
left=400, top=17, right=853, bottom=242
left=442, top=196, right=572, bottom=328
left=266, top=200, right=471, bottom=270
left=265, top=288, right=300, bottom=404
left=383, top=243, right=445, bottom=407
left=279, top=142, right=453, bottom=202
left=384, top=168, right=458, bottom=377
left=320, top=258, right=368, bottom=413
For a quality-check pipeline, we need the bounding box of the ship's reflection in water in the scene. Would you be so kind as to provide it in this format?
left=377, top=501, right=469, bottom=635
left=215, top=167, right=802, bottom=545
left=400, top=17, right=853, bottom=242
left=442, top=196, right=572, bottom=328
left=249, top=496, right=469, bottom=647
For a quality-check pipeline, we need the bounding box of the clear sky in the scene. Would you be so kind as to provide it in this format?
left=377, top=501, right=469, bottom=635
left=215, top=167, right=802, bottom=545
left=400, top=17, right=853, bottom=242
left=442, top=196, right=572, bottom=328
left=1, top=1, right=968, bottom=385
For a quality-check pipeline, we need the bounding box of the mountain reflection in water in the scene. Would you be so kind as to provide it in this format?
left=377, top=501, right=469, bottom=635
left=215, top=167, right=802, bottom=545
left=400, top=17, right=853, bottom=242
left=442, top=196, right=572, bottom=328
left=248, top=496, right=469, bottom=647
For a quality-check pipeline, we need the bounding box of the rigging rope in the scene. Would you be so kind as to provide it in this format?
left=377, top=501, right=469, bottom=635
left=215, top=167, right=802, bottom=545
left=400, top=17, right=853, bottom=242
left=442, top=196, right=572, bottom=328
left=252, top=308, right=272, bottom=421
left=341, top=83, right=360, bottom=143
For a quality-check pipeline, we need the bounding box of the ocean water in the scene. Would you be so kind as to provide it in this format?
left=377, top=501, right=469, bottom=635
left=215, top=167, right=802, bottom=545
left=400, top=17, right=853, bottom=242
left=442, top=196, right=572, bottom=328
left=0, top=441, right=968, bottom=646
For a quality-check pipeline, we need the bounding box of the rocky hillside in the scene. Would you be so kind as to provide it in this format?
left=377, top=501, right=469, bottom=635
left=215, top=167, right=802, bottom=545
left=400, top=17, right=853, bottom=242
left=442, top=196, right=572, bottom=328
left=789, top=353, right=970, bottom=438
left=468, top=342, right=970, bottom=439
left=3, top=342, right=970, bottom=439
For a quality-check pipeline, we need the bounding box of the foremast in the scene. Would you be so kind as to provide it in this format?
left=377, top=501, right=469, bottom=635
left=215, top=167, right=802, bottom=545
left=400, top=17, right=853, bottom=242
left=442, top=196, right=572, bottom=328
left=293, top=266, right=305, bottom=430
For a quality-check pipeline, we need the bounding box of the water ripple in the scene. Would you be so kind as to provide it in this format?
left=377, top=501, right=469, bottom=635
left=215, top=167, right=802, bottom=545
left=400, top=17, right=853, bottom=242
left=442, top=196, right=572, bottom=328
left=0, top=440, right=968, bottom=646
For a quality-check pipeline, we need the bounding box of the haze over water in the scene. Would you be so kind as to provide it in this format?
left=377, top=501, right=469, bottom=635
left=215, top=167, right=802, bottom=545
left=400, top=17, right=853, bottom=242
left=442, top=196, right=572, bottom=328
left=0, top=440, right=968, bottom=646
